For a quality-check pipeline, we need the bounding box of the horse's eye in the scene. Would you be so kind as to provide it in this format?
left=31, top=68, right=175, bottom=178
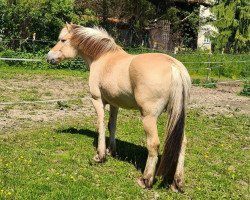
left=61, top=39, right=66, bottom=43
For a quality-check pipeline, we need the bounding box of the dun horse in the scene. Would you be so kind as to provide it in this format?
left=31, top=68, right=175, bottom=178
left=47, top=23, right=191, bottom=192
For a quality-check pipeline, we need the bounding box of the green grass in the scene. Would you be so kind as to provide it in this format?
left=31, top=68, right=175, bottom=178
left=0, top=110, right=249, bottom=199
left=18, top=88, right=41, bottom=101
left=1, top=49, right=249, bottom=80
left=0, top=66, right=89, bottom=79
left=0, top=61, right=249, bottom=199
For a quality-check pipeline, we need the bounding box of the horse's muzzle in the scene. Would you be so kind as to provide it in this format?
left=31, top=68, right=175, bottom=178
left=47, top=51, right=60, bottom=65
left=47, top=58, right=57, bottom=65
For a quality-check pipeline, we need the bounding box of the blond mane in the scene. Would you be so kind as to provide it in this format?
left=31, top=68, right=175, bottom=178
left=71, top=26, right=121, bottom=59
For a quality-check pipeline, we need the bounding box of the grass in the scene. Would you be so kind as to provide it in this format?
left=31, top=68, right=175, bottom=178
left=0, top=65, right=89, bottom=79
left=0, top=61, right=249, bottom=199
left=0, top=49, right=249, bottom=80
left=0, top=110, right=249, bottom=200
left=18, top=88, right=41, bottom=101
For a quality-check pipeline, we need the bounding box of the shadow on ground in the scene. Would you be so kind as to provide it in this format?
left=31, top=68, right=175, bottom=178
left=57, top=128, right=148, bottom=172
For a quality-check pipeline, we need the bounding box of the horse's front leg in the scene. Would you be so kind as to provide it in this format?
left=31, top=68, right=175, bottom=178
left=138, top=115, right=160, bottom=188
left=106, top=105, right=119, bottom=156
left=92, top=98, right=106, bottom=163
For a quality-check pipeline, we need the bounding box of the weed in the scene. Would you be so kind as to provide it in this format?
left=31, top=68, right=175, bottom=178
left=240, top=81, right=250, bottom=96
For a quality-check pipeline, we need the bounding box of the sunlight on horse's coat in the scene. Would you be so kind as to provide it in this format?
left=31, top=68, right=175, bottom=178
left=47, top=23, right=191, bottom=192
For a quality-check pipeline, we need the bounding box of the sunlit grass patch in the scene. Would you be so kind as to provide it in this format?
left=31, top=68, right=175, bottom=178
left=0, top=110, right=249, bottom=199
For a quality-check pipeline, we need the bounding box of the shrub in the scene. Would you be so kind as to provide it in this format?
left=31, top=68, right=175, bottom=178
left=240, top=81, right=250, bottom=96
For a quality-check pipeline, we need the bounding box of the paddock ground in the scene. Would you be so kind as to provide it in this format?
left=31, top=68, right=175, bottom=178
left=0, top=68, right=249, bottom=199
left=0, top=71, right=249, bottom=133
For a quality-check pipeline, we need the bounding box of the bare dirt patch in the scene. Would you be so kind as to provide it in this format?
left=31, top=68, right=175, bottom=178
left=0, top=74, right=94, bottom=133
left=0, top=75, right=249, bottom=133
left=190, top=83, right=250, bottom=116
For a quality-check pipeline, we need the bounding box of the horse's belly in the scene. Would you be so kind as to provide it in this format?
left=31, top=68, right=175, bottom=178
left=102, top=91, right=138, bottom=109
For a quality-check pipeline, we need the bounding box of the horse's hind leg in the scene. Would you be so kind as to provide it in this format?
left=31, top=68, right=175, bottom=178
left=107, top=105, right=119, bottom=156
left=170, top=133, right=187, bottom=193
left=92, top=98, right=106, bottom=163
left=138, top=115, right=160, bottom=188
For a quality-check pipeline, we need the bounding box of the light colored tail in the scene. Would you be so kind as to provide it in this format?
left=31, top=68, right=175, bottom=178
left=156, top=63, right=191, bottom=184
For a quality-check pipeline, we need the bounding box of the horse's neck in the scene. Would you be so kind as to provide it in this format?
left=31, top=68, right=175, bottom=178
left=80, top=48, right=128, bottom=66
left=79, top=53, right=92, bottom=66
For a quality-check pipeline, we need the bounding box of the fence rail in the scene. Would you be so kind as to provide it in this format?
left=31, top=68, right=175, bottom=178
left=0, top=55, right=249, bottom=106
left=0, top=57, right=43, bottom=62
left=0, top=57, right=250, bottom=64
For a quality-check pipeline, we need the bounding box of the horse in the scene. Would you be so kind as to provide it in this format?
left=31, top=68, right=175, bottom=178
left=47, top=23, right=191, bottom=192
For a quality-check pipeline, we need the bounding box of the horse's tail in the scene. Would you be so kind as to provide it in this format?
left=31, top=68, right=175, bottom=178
left=156, top=62, right=191, bottom=184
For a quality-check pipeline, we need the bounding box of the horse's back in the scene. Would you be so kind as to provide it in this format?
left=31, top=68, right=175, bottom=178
left=129, top=53, right=175, bottom=87
left=130, top=53, right=185, bottom=71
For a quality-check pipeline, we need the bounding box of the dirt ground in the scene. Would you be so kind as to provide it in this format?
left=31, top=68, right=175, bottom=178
left=0, top=75, right=249, bottom=133
left=190, top=82, right=249, bottom=116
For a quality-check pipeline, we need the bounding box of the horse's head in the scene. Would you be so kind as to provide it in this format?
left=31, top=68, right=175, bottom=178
left=47, top=23, right=78, bottom=65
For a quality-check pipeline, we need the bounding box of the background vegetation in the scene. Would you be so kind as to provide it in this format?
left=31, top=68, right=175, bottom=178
left=0, top=0, right=249, bottom=53
left=212, top=0, right=250, bottom=53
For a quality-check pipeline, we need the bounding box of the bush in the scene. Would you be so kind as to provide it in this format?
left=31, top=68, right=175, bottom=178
left=240, top=81, right=250, bottom=96
left=0, top=0, right=99, bottom=52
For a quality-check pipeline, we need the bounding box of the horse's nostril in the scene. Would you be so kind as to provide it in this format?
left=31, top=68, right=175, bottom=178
left=47, top=58, right=56, bottom=64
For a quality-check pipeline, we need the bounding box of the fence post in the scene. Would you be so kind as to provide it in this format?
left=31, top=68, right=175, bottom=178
left=206, top=51, right=212, bottom=82
left=32, top=33, right=36, bottom=53
left=219, top=53, right=222, bottom=79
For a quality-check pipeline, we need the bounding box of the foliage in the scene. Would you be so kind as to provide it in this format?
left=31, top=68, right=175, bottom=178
left=212, top=0, right=250, bottom=53
left=165, top=6, right=200, bottom=49
left=0, top=0, right=98, bottom=50
left=240, top=81, right=250, bottom=96
left=0, top=0, right=249, bottom=53
left=0, top=0, right=201, bottom=51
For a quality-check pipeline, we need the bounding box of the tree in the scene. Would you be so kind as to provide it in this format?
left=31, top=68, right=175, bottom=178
left=0, top=0, right=204, bottom=51
left=0, top=0, right=97, bottom=51
left=212, top=0, right=250, bottom=53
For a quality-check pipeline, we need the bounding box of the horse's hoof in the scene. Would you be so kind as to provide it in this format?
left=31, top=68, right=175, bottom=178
left=170, top=179, right=184, bottom=193
left=93, top=154, right=105, bottom=163
left=106, top=148, right=112, bottom=156
left=137, top=177, right=152, bottom=189
left=106, top=148, right=116, bottom=157
left=137, top=177, right=146, bottom=189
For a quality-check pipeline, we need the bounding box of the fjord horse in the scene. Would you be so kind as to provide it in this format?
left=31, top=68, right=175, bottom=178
left=47, top=23, right=191, bottom=192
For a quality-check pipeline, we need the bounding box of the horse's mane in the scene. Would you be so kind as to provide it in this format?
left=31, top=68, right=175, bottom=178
left=71, top=25, right=121, bottom=59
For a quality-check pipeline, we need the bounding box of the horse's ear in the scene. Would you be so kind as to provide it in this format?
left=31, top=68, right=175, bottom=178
left=65, top=22, right=72, bottom=32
